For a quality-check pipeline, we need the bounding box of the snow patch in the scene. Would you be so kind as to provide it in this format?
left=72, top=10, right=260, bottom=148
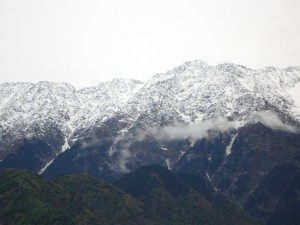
left=226, top=133, right=238, bottom=156
left=39, top=137, right=70, bottom=174
left=194, top=113, right=205, bottom=122
left=179, top=150, right=185, bottom=158
left=208, top=155, right=212, bottom=161
left=180, top=113, right=192, bottom=122
left=226, top=102, right=233, bottom=109
left=205, top=172, right=212, bottom=181
left=66, top=119, right=75, bottom=134
left=119, top=129, right=128, bottom=136
left=288, top=82, right=300, bottom=119
left=166, top=158, right=171, bottom=170
left=39, top=158, right=55, bottom=174
left=190, top=141, right=195, bottom=147
left=61, top=138, right=70, bottom=153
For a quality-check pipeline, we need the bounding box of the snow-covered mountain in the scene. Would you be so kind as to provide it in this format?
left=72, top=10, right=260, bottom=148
left=0, top=60, right=300, bottom=172
left=124, top=61, right=300, bottom=127
left=1, top=60, right=300, bottom=225
left=0, top=78, right=143, bottom=170
left=73, top=78, right=143, bottom=138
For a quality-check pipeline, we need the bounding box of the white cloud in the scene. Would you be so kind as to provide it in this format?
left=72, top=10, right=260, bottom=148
left=107, top=117, right=236, bottom=172
left=103, top=110, right=299, bottom=173
left=147, top=117, right=237, bottom=141
left=249, top=110, right=298, bottom=133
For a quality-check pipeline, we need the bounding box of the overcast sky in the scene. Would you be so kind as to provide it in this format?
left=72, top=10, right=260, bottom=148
left=0, top=0, right=299, bottom=88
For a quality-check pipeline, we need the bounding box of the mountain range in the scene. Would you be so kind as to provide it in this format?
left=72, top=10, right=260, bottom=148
left=0, top=60, right=300, bottom=224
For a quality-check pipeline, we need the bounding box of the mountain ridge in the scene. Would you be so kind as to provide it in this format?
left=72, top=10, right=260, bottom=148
left=1, top=60, right=300, bottom=173
left=1, top=60, right=300, bottom=224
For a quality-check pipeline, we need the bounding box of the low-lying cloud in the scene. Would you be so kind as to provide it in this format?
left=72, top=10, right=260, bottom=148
left=249, top=110, right=298, bottom=133
left=90, top=110, right=298, bottom=173
left=147, top=117, right=237, bottom=142
left=108, top=117, right=237, bottom=173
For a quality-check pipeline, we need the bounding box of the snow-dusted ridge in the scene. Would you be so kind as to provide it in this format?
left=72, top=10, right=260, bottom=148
left=0, top=61, right=300, bottom=167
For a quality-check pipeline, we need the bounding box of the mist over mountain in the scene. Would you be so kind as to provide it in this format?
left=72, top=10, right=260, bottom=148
left=1, top=60, right=300, bottom=224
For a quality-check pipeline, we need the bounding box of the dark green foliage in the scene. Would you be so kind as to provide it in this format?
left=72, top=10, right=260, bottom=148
left=0, top=169, right=82, bottom=225
left=0, top=169, right=150, bottom=225
left=54, top=174, right=151, bottom=225
left=0, top=167, right=259, bottom=225
left=116, top=165, right=258, bottom=225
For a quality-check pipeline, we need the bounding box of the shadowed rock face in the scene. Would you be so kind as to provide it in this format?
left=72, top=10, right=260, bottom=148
left=42, top=121, right=300, bottom=224
left=115, top=165, right=259, bottom=225
left=244, top=164, right=300, bottom=225
left=174, top=122, right=300, bottom=224
left=0, top=138, right=58, bottom=172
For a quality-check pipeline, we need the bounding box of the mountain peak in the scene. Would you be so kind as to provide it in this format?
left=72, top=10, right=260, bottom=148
left=103, top=78, right=144, bottom=87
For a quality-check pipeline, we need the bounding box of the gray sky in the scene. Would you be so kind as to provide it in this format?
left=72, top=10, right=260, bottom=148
left=0, top=0, right=300, bottom=88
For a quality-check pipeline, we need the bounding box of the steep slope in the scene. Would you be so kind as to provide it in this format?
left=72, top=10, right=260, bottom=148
left=0, top=81, right=78, bottom=172
left=0, top=79, right=143, bottom=173
left=0, top=169, right=93, bottom=225
left=174, top=122, right=300, bottom=224
left=244, top=163, right=300, bottom=225
left=39, top=61, right=300, bottom=179
left=53, top=174, right=152, bottom=225
left=122, top=61, right=300, bottom=128
left=73, top=78, right=143, bottom=138
left=115, top=165, right=258, bottom=225
left=0, top=167, right=259, bottom=225
left=0, top=168, right=154, bottom=225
